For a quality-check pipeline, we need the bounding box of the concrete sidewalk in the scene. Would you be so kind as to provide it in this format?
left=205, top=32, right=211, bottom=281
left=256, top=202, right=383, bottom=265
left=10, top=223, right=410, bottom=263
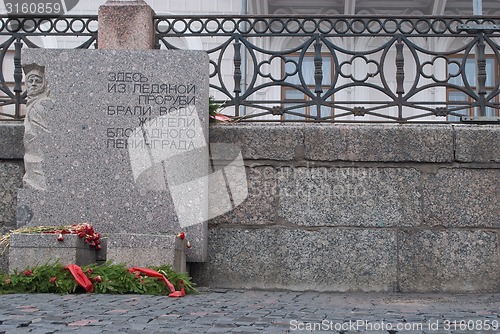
left=0, top=289, right=499, bottom=333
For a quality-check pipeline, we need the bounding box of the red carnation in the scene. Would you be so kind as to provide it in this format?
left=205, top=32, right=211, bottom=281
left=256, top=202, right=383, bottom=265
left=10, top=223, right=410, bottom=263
left=23, top=270, right=33, bottom=276
left=49, top=276, right=57, bottom=284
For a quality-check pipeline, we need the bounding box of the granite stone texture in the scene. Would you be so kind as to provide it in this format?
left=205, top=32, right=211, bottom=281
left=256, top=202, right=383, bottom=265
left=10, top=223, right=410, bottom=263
left=9, top=234, right=96, bottom=272
left=304, top=124, right=454, bottom=162
left=399, top=229, right=499, bottom=292
left=0, top=161, right=23, bottom=231
left=454, top=125, right=500, bottom=162
left=209, top=124, right=304, bottom=161
left=277, top=167, right=421, bottom=227
left=0, top=123, right=24, bottom=159
left=209, top=166, right=277, bottom=226
left=422, top=168, right=500, bottom=227
left=18, top=48, right=209, bottom=263
left=106, top=234, right=185, bottom=272
left=0, top=249, right=7, bottom=274
left=98, top=0, right=155, bottom=50
left=192, top=227, right=398, bottom=292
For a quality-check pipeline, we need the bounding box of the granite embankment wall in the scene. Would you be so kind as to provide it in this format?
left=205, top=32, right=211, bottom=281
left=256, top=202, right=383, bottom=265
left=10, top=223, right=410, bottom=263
left=1, top=123, right=499, bottom=292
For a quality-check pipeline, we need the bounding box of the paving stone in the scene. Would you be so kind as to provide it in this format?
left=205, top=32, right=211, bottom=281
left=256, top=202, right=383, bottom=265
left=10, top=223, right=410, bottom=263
left=0, top=290, right=498, bottom=333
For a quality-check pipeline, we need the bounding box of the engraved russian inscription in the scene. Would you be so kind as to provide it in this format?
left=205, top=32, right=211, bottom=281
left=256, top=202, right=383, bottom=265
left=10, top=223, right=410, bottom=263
left=105, top=71, right=197, bottom=150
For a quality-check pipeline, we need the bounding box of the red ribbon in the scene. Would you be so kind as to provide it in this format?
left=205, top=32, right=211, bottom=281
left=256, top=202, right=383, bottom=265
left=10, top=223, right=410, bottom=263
left=64, top=264, right=185, bottom=297
left=65, top=264, right=93, bottom=292
left=129, top=267, right=185, bottom=297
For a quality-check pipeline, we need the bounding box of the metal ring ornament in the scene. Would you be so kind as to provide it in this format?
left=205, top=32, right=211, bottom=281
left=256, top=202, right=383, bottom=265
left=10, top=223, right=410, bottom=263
left=206, top=18, right=221, bottom=33
left=172, top=18, right=188, bottom=34
left=221, top=18, right=237, bottom=34
left=236, top=18, right=252, bottom=34
left=285, top=18, right=301, bottom=34
left=22, top=18, right=37, bottom=33
left=400, top=19, right=416, bottom=34
left=414, top=19, right=431, bottom=34
left=382, top=19, right=399, bottom=34
left=333, top=18, right=349, bottom=34
left=318, top=18, right=334, bottom=34
left=431, top=19, right=449, bottom=34
left=253, top=18, right=270, bottom=34
left=351, top=18, right=368, bottom=34
left=155, top=19, right=171, bottom=34
left=54, top=18, right=70, bottom=33
left=187, top=18, right=204, bottom=34
left=5, top=18, right=22, bottom=33
left=39, top=18, right=54, bottom=33
left=366, top=19, right=383, bottom=34
left=85, top=18, right=98, bottom=34
left=69, top=18, right=86, bottom=33
left=302, top=18, right=318, bottom=34
left=269, top=18, right=285, bottom=34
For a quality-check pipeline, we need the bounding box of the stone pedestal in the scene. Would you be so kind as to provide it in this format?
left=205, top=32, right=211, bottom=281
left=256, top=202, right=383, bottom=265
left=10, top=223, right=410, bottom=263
left=98, top=0, right=155, bottom=50
left=8, top=234, right=96, bottom=273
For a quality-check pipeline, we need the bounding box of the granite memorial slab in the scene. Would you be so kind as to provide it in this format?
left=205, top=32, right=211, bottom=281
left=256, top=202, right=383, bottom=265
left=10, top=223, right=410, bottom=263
left=17, top=49, right=209, bottom=266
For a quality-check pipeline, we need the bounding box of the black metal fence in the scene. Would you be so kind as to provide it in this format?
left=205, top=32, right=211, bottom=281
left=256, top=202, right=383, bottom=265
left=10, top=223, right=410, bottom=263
left=1, top=15, right=500, bottom=123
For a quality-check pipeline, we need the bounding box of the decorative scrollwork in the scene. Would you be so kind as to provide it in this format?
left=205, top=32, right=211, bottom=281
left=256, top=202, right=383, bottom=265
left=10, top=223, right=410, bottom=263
left=2, top=15, right=500, bottom=123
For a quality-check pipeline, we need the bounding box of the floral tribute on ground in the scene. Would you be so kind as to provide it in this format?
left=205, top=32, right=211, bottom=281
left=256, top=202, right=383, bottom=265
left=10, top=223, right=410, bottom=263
left=0, top=225, right=195, bottom=296
left=0, top=262, right=194, bottom=296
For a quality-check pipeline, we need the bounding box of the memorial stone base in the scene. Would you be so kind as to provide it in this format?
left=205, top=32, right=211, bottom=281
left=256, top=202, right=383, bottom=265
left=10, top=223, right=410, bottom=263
left=8, top=234, right=96, bottom=273
left=106, top=234, right=187, bottom=273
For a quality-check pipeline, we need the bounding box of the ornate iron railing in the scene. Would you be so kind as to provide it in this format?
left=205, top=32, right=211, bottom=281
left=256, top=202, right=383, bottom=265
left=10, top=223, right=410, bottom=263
left=155, top=15, right=500, bottom=123
left=1, top=15, right=500, bottom=123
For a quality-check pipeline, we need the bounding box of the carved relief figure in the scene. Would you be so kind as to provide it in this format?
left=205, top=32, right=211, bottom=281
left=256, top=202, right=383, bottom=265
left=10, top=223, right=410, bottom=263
left=23, top=64, right=51, bottom=191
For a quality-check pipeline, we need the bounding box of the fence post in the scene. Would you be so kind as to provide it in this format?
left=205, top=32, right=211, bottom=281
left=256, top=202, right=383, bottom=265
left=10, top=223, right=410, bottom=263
left=98, top=0, right=155, bottom=49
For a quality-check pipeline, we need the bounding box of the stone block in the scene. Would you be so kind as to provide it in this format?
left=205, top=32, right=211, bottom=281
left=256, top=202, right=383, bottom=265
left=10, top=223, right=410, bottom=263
left=209, top=166, right=277, bottom=226
left=95, top=238, right=107, bottom=262
left=209, top=124, right=304, bottom=161
left=0, top=161, right=23, bottom=230
left=277, top=167, right=421, bottom=227
left=304, top=124, right=454, bottom=162
left=0, top=248, right=8, bottom=273
left=454, top=125, right=500, bottom=162
left=422, top=168, right=500, bottom=227
left=0, top=123, right=24, bottom=159
left=106, top=234, right=186, bottom=273
left=98, top=0, right=155, bottom=50
left=191, top=227, right=398, bottom=292
left=399, top=229, right=499, bottom=292
left=8, top=234, right=96, bottom=272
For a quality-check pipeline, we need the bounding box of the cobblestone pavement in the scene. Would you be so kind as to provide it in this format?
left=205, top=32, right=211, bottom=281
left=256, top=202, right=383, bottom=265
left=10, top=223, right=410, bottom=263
left=0, top=289, right=499, bottom=333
